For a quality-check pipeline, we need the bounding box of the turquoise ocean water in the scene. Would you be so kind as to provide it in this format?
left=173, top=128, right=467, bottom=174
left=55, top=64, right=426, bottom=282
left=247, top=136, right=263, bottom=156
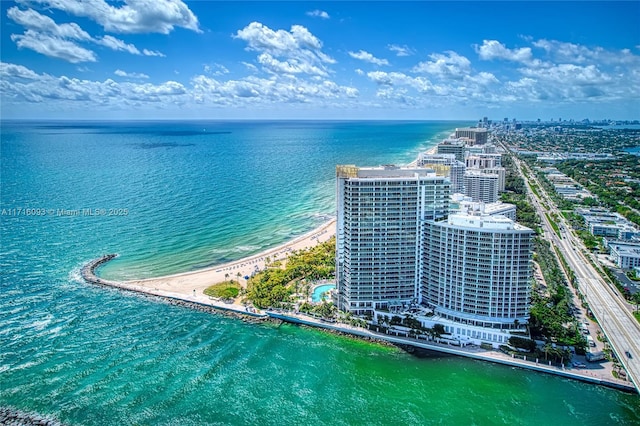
left=1, top=120, right=638, bottom=425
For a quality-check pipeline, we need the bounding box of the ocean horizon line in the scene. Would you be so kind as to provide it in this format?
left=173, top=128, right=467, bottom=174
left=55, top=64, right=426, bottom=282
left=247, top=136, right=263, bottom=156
left=0, top=118, right=477, bottom=124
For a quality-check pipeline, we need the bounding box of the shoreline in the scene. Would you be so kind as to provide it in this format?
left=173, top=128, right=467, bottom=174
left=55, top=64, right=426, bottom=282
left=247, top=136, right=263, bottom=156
left=121, top=218, right=336, bottom=297
left=82, top=252, right=636, bottom=394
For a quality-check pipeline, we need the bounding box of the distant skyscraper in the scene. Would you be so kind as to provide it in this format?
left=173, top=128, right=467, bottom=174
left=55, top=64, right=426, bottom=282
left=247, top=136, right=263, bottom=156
left=422, top=213, right=534, bottom=329
left=335, top=165, right=450, bottom=315
left=454, top=128, right=488, bottom=145
left=437, top=139, right=466, bottom=162
left=480, top=167, right=506, bottom=192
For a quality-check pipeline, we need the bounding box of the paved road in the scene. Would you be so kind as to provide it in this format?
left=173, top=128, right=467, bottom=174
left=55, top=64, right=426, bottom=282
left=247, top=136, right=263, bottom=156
left=505, top=144, right=640, bottom=392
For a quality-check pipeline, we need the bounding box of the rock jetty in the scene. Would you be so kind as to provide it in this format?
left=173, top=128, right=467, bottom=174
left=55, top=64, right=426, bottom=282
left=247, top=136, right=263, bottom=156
left=0, top=407, right=64, bottom=426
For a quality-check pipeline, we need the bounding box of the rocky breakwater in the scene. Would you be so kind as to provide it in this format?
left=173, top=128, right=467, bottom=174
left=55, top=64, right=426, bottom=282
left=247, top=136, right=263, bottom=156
left=81, top=253, right=121, bottom=287
left=0, top=407, right=64, bottom=426
left=81, top=254, right=268, bottom=321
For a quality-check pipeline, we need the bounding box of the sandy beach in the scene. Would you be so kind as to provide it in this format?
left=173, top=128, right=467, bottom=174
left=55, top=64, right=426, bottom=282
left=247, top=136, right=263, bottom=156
left=124, top=219, right=336, bottom=299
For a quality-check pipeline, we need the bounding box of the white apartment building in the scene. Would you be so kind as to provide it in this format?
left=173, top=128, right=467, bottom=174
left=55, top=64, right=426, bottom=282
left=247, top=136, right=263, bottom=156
left=335, top=165, right=450, bottom=315
left=464, top=172, right=499, bottom=203
left=480, top=167, right=506, bottom=192
left=416, top=153, right=466, bottom=193
left=422, top=213, right=534, bottom=330
left=465, top=153, right=502, bottom=169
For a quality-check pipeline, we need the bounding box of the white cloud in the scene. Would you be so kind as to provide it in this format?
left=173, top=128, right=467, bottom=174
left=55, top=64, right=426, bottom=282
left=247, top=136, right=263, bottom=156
left=367, top=71, right=432, bottom=93
left=348, top=50, right=389, bottom=66
left=387, top=44, right=414, bottom=57
left=512, top=63, right=617, bottom=101
left=7, top=6, right=96, bottom=62
left=413, top=51, right=471, bottom=79
left=204, top=64, right=230, bottom=76
left=355, top=68, right=364, bottom=76
left=19, top=0, right=201, bottom=34
left=115, top=69, right=149, bottom=79
left=191, top=73, right=358, bottom=105
left=504, top=63, right=626, bottom=103
left=8, top=6, right=167, bottom=61
left=258, top=53, right=329, bottom=77
left=143, top=48, right=165, bottom=57
left=0, top=62, right=41, bottom=79
left=97, top=35, right=140, bottom=55
left=7, top=6, right=91, bottom=40
left=1, top=61, right=359, bottom=112
left=521, top=63, right=610, bottom=85
left=465, top=71, right=499, bottom=86
left=11, top=30, right=97, bottom=63
left=234, top=22, right=334, bottom=62
left=129, top=81, right=186, bottom=99
left=475, top=40, right=533, bottom=64
left=234, top=22, right=336, bottom=77
left=0, top=61, right=190, bottom=105
left=306, top=10, right=330, bottom=19
left=532, top=39, right=640, bottom=66
left=242, top=62, right=259, bottom=73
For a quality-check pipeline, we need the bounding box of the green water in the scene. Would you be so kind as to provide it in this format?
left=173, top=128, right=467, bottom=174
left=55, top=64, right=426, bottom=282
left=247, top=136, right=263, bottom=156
left=1, top=120, right=637, bottom=425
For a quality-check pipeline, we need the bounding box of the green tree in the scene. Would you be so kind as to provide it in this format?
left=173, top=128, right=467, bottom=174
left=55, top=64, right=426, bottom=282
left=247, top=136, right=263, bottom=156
left=508, top=336, right=536, bottom=352
left=390, top=315, right=403, bottom=326
left=633, top=292, right=640, bottom=312
left=432, top=323, right=446, bottom=337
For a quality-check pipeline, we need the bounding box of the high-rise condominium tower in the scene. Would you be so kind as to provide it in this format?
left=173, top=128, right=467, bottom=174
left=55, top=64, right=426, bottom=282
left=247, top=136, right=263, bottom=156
left=335, top=165, right=450, bottom=315
left=464, top=171, right=499, bottom=203
left=422, top=213, right=534, bottom=329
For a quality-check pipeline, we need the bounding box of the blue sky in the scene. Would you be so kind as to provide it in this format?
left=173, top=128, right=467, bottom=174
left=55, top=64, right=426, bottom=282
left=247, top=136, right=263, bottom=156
left=1, top=1, right=639, bottom=120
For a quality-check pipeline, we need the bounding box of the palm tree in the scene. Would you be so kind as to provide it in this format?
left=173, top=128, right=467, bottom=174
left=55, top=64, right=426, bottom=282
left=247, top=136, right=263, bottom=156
left=633, top=292, right=640, bottom=312
left=224, top=273, right=229, bottom=282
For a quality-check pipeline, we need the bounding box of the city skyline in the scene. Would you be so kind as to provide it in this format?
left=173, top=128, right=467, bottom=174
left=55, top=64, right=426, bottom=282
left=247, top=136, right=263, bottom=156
left=1, top=1, right=639, bottom=121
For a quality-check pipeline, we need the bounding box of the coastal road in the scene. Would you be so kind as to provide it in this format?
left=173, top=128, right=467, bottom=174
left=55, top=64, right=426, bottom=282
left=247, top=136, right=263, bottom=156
left=505, top=145, right=640, bottom=392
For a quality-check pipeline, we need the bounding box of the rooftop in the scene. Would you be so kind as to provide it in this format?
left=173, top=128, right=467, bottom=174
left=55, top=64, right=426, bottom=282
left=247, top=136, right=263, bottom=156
left=446, top=212, right=531, bottom=231
left=337, top=164, right=440, bottom=179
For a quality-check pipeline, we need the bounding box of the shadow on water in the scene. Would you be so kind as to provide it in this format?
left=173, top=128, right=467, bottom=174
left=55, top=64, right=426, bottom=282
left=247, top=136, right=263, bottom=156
left=130, top=142, right=196, bottom=149
left=393, top=343, right=454, bottom=359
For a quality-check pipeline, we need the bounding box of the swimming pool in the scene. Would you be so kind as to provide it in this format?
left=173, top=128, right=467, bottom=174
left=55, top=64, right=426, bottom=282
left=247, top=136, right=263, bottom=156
left=311, top=284, right=335, bottom=302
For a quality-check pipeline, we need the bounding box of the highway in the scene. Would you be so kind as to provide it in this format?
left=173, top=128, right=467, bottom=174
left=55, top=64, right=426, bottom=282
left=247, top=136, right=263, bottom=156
left=505, top=145, right=640, bottom=393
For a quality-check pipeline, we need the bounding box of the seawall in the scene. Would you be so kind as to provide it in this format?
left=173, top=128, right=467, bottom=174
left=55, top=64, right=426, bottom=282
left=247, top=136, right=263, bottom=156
left=267, top=312, right=637, bottom=394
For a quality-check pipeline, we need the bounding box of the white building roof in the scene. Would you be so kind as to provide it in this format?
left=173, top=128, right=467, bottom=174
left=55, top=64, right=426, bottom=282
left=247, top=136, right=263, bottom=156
left=447, top=212, right=528, bottom=231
